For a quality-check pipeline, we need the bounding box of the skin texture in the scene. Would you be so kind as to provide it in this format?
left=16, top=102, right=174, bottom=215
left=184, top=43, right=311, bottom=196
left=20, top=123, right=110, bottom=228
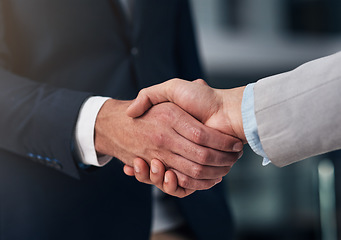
left=124, top=79, right=246, bottom=197
left=95, top=98, right=242, bottom=190
left=127, top=79, right=246, bottom=140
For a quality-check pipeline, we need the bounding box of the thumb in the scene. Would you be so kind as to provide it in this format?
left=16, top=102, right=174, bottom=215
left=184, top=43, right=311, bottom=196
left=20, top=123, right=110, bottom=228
left=126, top=92, right=154, bottom=118
left=126, top=80, right=178, bottom=118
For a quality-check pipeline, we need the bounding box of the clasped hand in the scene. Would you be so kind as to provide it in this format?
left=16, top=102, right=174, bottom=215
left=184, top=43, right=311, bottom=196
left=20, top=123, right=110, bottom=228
left=121, top=79, right=246, bottom=198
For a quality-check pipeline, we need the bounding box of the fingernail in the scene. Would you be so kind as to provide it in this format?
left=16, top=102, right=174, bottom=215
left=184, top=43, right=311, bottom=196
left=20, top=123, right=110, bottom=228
left=151, top=163, right=159, bottom=174
left=134, top=165, right=140, bottom=173
left=233, top=142, right=243, bottom=152
left=164, top=174, right=169, bottom=183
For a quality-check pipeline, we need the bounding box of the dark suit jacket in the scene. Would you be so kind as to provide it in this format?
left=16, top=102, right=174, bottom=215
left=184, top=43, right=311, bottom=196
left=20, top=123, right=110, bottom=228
left=0, top=1, right=233, bottom=239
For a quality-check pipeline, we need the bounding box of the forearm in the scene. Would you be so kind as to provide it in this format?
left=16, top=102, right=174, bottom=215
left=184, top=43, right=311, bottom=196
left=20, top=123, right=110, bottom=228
left=254, top=52, right=341, bottom=166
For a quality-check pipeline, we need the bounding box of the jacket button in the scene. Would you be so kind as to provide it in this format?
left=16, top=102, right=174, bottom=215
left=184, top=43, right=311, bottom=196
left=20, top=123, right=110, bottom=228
left=131, top=47, right=139, bottom=56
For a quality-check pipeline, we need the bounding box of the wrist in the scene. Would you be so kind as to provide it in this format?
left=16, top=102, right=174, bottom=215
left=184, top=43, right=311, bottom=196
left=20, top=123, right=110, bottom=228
left=220, top=86, right=246, bottom=142
left=94, top=99, right=132, bottom=156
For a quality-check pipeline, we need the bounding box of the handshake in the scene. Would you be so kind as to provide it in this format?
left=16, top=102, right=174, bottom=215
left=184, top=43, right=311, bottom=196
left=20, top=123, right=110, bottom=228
left=95, top=53, right=341, bottom=197
left=121, top=78, right=247, bottom=198
left=95, top=52, right=341, bottom=198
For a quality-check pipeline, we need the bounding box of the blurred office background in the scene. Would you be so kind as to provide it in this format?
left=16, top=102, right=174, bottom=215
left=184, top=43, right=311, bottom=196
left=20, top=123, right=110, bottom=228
left=190, top=0, right=341, bottom=239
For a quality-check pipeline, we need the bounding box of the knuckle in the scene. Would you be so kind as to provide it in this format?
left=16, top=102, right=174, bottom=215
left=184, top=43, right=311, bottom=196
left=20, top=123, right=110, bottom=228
left=169, top=78, right=180, bottom=85
left=152, top=133, right=166, bottom=148
left=192, top=165, right=205, bottom=179
left=158, top=107, right=175, bottom=122
left=191, top=127, right=207, bottom=144
left=196, top=149, right=210, bottom=164
left=177, top=176, right=191, bottom=189
left=138, top=88, right=147, bottom=96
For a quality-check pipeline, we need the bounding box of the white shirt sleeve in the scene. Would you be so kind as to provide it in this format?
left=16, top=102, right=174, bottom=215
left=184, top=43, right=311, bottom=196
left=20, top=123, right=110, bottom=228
left=241, top=83, right=271, bottom=166
left=74, top=96, right=113, bottom=167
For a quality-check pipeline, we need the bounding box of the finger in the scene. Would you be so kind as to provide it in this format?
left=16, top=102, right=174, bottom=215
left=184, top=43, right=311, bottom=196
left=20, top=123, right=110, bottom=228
left=133, top=158, right=152, bottom=185
left=148, top=160, right=194, bottom=198
left=126, top=92, right=154, bottom=118
left=150, top=159, right=166, bottom=187
left=163, top=170, right=195, bottom=198
left=126, top=79, right=191, bottom=118
left=172, top=111, right=243, bottom=152
left=127, top=81, right=174, bottom=118
left=164, top=152, right=234, bottom=179
left=168, top=132, right=241, bottom=167
left=140, top=160, right=195, bottom=198
left=172, top=169, right=222, bottom=190
left=123, top=165, right=135, bottom=176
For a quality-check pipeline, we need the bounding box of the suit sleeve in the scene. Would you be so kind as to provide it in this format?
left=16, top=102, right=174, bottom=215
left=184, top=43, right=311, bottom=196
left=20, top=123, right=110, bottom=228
left=0, top=11, right=92, bottom=178
left=254, top=52, right=341, bottom=167
left=0, top=69, right=92, bottom=178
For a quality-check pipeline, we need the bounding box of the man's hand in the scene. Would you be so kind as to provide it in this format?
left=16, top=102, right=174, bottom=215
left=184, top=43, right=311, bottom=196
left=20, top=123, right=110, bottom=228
left=126, top=79, right=246, bottom=141
left=123, top=79, right=247, bottom=197
left=95, top=99, right=242, bottom=190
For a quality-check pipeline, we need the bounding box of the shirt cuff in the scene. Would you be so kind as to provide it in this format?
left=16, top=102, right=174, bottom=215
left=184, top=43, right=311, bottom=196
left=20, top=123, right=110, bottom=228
left=241, top=83, right=271, bottom=166
left=74, top=96, right=113, bottom=167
